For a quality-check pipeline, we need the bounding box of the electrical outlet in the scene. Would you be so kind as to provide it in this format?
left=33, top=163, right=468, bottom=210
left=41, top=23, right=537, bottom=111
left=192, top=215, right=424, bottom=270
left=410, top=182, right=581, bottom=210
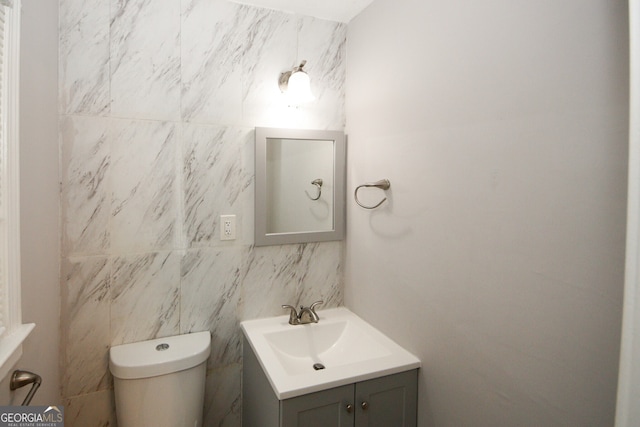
left=220, top=215, right=236, bottom=240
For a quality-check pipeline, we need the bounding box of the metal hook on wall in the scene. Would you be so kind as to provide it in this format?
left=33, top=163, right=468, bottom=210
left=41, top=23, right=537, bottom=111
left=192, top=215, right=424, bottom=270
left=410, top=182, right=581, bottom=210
left=305, top=178, right=323, bottom=201
left=354, top=179, right=391, bottom=209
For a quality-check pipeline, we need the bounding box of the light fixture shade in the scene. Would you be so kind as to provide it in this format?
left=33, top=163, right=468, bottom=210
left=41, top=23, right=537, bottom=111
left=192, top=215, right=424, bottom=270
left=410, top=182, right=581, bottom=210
left=279, top=60, right=316, bottom=105
left=286, top=70, right=315, bottom=104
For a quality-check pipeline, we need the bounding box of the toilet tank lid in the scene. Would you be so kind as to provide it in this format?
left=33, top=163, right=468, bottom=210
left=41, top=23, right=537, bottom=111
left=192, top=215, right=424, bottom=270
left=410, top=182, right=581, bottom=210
left=109, top=331, right=211, bottom=380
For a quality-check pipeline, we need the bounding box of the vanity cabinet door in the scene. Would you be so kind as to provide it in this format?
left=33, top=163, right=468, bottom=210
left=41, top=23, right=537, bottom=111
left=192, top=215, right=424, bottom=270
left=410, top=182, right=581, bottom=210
left=281, top=384, right=355, bottom=427
left=354, top=370, right=418, bottom=427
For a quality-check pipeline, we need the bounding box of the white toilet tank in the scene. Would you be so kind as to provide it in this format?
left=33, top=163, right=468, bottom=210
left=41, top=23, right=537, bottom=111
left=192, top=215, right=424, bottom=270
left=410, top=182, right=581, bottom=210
left=109, top=331, right=211, bottom=427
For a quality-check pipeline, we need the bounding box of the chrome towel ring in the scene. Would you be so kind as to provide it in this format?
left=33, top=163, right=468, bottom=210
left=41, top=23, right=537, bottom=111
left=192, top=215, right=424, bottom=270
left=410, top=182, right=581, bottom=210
left=305, top=178, right=323, bottom=201
left=354, top=179, right=390, bottom=209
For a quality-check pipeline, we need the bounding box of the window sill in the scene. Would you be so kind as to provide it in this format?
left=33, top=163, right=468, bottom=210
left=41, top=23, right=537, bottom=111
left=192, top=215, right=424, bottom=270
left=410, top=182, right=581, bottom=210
left=0, top=323, right=35, bottom=382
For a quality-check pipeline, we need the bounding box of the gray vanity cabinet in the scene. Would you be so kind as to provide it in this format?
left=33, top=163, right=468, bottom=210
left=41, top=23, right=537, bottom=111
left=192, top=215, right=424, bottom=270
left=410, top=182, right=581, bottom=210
left=280, top=370, right=417, bottom=427
left=243, top=337, right=418, bottom=427
left=354, top=370, right=418, bottom=427
left=281, top=384, right=354, bottom=427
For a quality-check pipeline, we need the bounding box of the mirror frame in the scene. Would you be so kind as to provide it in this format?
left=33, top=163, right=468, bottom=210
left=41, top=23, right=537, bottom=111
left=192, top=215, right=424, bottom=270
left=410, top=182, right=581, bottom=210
left=255, top=127, right=346, bottom=246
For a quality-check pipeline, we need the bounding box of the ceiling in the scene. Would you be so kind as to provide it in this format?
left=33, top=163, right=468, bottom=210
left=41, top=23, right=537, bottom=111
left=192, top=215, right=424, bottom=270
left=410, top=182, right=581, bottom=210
left=229, top=0, right=374, bottom=23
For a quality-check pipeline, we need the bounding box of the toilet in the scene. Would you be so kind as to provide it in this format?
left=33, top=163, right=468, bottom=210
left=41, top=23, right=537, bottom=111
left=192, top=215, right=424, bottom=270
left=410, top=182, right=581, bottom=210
left=109, top=331, right=211, bottom=427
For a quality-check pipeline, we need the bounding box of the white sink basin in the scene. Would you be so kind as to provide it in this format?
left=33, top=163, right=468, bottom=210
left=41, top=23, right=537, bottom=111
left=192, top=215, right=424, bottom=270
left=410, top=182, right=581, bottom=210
left=241, top=307, right=420, bottom=399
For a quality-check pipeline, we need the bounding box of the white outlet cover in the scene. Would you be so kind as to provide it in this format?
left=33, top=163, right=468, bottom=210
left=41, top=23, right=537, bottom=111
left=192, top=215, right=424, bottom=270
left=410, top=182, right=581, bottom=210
left=220, top=215, right=236, bottom=240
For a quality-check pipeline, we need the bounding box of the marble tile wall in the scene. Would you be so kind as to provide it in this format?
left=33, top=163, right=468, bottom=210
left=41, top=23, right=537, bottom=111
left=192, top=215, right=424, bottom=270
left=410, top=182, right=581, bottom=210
left=58, top=0, right=346, bottom=425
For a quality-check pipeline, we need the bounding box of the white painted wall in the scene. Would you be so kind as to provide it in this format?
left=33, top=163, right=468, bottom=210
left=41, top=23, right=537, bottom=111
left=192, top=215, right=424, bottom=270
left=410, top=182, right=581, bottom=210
left=5, top=0, right=60, bottom=406
left=615, top=1, right=640, bottom=425
left=345, top=1, right=628, bottom=425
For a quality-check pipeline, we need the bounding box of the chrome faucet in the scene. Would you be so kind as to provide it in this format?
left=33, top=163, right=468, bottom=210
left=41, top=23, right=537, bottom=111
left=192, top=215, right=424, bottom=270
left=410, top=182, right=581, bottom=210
left=282, top=301, right=323, bottom=325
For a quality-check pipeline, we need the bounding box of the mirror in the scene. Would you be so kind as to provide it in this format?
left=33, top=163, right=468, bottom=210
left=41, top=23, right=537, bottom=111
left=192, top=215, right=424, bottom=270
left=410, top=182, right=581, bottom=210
left=255, top=127, right=345, bottom=246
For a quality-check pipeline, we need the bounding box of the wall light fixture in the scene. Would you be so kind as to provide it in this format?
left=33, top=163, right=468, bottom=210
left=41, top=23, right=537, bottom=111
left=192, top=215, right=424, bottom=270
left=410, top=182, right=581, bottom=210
left=278, top=60, right=315, bottom=104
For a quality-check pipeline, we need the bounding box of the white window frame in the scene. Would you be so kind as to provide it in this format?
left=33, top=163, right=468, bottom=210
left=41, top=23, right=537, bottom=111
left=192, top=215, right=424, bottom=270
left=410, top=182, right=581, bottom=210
left=0, top=0, right=34, bottom=382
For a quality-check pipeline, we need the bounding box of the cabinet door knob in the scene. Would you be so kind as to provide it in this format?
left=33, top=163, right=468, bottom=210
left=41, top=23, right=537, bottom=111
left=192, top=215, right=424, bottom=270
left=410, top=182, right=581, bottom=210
left=361, top=401, right=369, bottom=410
left=346, top=404, right=354, bottom=413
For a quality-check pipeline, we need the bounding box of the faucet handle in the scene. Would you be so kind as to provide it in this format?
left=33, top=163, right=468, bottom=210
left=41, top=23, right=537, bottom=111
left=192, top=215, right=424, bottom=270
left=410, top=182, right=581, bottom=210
left=282, top=304, right=300, bottom=325
left=310, top=301, right=324, bottom=312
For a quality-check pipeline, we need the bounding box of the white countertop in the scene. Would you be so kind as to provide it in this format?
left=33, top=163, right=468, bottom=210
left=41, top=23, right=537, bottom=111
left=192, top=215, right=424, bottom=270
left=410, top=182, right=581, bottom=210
left=241, top=307, right=421, bottom=399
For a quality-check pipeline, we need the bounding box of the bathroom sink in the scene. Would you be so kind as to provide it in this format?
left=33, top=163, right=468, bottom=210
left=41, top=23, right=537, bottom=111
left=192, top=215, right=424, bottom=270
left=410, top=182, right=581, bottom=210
left=241, top=307, right=420, bottom=399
